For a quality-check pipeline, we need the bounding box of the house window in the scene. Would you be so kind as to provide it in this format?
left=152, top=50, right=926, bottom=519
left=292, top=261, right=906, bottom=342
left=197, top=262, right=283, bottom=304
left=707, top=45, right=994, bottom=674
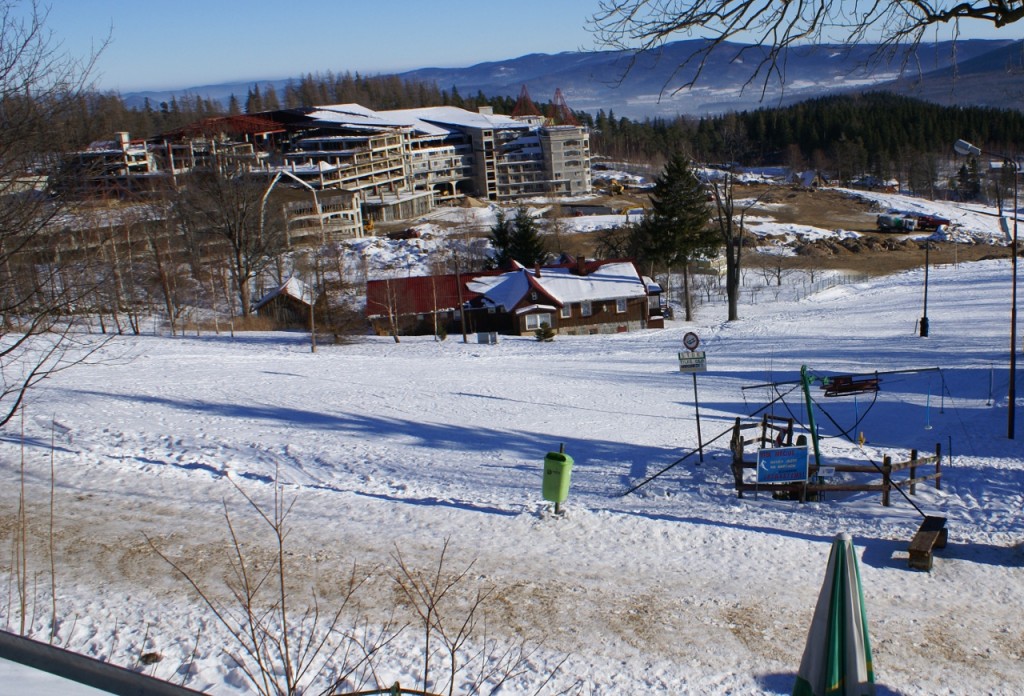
left=560, top=305, right=572, bottom=319
left=525, top=313, right=552, bottom=331
left=616, top=298, right=627, bottom=313
left=581, top=301, right=592, bottom=317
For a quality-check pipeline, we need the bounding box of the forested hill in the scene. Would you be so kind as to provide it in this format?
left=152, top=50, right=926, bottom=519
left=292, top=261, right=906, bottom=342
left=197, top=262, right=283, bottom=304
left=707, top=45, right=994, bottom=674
left=587, top=93, right=1024, bottom=177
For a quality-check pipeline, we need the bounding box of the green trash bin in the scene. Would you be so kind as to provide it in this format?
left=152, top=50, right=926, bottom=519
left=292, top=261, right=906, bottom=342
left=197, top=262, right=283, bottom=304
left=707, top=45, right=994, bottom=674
left=542, top=451, right=574, bottom=504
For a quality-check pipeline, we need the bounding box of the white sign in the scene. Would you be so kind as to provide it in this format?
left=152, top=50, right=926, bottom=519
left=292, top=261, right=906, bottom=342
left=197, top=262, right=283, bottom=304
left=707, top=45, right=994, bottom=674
left=678, top=351, right=707, bottom=373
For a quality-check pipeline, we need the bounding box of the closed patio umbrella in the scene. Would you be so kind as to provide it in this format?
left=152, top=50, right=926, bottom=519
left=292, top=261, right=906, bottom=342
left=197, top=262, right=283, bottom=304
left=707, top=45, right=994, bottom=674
left=793, top=533, right=874, bottom=696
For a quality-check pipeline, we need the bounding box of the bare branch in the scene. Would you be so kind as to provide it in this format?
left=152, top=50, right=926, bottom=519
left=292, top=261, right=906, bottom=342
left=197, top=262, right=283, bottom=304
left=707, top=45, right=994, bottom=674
left=589, top=0, right=1024, bottom=95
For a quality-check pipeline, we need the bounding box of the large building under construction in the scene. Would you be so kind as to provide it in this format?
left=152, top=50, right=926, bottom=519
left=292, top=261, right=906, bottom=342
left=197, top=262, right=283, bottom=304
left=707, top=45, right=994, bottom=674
left=76, top=88, right=592, bottom=241
left=268, top=90, right=591, bottom=206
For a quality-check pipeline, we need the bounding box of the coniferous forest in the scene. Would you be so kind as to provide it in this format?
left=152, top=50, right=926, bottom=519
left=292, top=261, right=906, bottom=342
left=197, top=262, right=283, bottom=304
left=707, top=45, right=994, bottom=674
left=68, top=73, right=1024, bottom=190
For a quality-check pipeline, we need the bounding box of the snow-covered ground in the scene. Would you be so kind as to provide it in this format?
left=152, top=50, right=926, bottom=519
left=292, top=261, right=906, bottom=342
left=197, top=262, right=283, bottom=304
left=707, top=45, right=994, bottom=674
left=344, top=183, right=1014, bottom=282
left=2, top=252, right=1023, bottom=693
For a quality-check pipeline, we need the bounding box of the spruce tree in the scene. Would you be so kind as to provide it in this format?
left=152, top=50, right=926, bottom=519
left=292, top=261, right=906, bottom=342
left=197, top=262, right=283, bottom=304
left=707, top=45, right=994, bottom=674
left=636, top=153, right=718, bottom=320
left=489, top=208, right=515, bottom=269
left=509, top=206, right=547, bottom=267
left=489, top=206, right=547, bottom=268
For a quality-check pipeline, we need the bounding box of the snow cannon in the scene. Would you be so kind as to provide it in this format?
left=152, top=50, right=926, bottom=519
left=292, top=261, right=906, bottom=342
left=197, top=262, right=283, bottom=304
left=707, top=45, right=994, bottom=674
left=542, top=448, right=574, bottom=514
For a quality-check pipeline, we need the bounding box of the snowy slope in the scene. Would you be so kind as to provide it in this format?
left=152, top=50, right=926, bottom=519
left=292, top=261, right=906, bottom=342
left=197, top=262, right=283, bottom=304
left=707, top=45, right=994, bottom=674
left=1, top=253, right=1022, bottom=694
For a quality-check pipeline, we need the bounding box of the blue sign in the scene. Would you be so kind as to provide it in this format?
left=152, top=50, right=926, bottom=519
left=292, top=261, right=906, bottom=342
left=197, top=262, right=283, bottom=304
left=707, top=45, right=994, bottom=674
left=756, top=446, right=810, bottom=483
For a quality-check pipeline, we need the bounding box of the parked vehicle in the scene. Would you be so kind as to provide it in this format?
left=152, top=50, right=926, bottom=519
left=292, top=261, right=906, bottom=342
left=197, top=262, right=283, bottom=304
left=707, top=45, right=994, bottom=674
left=876, top=213, right=917, bottom=232
left=910, top=213, right=950, bottom=230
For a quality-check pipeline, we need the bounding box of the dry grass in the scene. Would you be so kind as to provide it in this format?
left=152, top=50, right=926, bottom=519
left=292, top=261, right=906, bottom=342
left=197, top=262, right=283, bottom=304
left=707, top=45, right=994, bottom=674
left=570, top=185, right=1015, bottom=276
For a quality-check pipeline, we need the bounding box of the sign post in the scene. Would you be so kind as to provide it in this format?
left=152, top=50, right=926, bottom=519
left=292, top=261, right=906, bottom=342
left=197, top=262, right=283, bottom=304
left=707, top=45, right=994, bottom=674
left=679, top=332, right=707, bottom=462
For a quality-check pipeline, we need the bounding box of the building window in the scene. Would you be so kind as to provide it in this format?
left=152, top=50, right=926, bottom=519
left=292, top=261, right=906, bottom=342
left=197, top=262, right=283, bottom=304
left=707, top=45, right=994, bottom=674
left=525, top=313, right=552, bottom=331
left=616, top=298, right=627, bottom=313
left=581, top=301, right=592, bottom=317
left=560, top=305, right=572, bottom=319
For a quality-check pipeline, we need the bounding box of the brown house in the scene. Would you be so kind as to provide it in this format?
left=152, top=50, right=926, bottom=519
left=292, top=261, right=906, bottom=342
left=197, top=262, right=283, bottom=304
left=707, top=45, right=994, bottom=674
left=466, top=258, right=661, bottom=336
left=253, top=277, right=315, bottom=327
left=364, top=257, right=663, bottom=338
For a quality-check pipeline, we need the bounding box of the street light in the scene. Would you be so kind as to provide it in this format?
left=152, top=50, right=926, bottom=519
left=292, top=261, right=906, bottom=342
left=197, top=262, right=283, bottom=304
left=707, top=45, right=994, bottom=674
left=954, top=139, right=1018, bottom=439
left=920, top=240, right=930, bottom=337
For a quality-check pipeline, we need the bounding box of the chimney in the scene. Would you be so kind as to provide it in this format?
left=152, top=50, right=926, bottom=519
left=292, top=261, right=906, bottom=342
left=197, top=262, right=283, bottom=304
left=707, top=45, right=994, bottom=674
left=576, top=256, right=587, bottom=275
left=116, top=131, right=130, bottom=152
left=534, top=263, right=541, bottom=278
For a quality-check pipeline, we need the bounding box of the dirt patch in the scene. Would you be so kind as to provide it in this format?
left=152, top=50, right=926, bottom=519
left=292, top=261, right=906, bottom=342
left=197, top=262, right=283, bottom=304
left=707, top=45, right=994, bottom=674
left=575, top=186, right=1014, bottom=276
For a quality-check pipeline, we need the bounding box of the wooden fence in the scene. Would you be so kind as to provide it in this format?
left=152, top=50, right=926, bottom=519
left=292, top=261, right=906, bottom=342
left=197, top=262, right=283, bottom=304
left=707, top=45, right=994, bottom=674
left=730, top=417, right=943, bottom=504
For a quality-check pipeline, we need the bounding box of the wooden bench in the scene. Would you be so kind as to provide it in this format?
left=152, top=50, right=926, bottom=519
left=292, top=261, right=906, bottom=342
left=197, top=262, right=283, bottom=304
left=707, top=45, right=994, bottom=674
left=908, top=515, right=948, bottom=571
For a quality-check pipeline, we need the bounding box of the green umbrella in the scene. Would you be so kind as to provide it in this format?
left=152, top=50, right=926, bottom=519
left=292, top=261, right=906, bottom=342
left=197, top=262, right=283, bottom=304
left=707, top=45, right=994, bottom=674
left=793, top=533, right=875, bottom=696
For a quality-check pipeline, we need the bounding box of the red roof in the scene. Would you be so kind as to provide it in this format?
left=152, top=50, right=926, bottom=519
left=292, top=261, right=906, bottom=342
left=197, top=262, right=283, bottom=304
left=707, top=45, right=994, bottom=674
left=162, top=115, right=287, bottom=139
left=365, top=273, right=484, bottom=318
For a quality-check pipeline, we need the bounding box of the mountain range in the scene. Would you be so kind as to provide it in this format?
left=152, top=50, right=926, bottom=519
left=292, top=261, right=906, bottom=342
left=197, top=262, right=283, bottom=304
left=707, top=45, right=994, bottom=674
left=122, top=38, right=1024, bottom=119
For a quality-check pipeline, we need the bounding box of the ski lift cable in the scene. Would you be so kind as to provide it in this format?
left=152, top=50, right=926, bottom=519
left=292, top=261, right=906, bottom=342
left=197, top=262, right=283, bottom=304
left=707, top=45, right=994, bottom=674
left=618, top=425, right=735, bottom=497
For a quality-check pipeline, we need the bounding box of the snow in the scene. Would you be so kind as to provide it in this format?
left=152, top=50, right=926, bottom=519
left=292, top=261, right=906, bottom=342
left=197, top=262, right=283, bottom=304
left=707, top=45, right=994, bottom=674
left=2, top=252, right=1023, bottom=694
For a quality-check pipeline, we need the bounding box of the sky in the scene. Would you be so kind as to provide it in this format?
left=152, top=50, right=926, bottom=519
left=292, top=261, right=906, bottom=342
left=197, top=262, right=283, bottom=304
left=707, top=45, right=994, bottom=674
left=21, top=1, right=1018, bottom=95
left=31, top=0, right=601, bottom=93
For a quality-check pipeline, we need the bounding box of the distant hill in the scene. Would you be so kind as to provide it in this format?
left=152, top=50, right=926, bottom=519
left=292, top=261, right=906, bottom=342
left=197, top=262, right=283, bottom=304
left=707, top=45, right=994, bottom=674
left=877, top=40, right=1024, bottom=110
left=121, top=38, right=1021, bottom=119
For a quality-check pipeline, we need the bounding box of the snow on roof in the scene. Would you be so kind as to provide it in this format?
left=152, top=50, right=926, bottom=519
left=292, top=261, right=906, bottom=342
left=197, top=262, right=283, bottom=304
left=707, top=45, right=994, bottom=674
left=302, top=104, right=530, bottom=139
left=380, top=106, right=527, bottom=132
left=304, top=104, right=409, bottom=133
left=252, top=276, right=313, bottom=311
left=468, top=268, right=531, bottom=310
left=514, top=303, right=559, bottom=315
left=468, top=261, right=646, bottom=310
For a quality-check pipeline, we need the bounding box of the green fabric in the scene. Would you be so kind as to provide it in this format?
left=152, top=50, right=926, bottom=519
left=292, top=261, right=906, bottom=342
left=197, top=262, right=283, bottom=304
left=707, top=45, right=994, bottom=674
left=793, top=534, right=875, bottom=696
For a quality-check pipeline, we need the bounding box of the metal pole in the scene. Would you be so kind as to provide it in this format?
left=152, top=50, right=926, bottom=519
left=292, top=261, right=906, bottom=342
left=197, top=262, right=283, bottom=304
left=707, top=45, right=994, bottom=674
left=692, top=373, right=704, bottom=463
left=920, top=242, right=930, bottom=337
left=1010, top=159, right=1018, bottom=439
left=800, top=365, right=822, bottom=470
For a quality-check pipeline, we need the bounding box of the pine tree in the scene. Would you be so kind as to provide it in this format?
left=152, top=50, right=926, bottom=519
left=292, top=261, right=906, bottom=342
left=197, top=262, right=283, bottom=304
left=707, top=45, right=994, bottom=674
left=508, top=206, right=547, bottom=267
left=489, top=208, right=515, bottom=269
left=637, top=152, right=718, bottom=321
left=245, top=84, right=263, bottom=114
left=489, top=206, right=547, bottom=268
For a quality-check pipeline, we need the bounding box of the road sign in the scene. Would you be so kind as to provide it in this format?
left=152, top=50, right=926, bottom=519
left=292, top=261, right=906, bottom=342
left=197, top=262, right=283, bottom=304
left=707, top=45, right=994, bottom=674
left=678, top=351, right=707, bottom=373
left=683, top=332, right=700, bottom=351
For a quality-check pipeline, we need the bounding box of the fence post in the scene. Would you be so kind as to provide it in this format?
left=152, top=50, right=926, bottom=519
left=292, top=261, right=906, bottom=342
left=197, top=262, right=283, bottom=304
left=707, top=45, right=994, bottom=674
left=935, top=442, right=942, bottom=491
left=731, top=417, right=744, bottom=498
left=882, top=455, right=892, bottom=506
left=909, top=448, right=918, bottom=496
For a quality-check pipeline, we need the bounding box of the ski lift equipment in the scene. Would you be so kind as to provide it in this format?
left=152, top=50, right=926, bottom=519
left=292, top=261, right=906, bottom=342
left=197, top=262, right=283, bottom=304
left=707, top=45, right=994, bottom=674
left=822, top=375, right=881, bottom=397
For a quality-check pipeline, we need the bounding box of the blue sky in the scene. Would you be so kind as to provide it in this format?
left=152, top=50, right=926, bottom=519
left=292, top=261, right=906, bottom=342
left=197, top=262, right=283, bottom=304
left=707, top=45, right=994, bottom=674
left=34, top=0, right=601, bottom=92
left=28, top=1, right=1020, bottom=94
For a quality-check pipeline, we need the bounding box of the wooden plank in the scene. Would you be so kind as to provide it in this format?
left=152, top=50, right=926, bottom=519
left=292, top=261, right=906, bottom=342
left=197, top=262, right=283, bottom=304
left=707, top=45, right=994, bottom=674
left=908, top=516, right=947, bottom=571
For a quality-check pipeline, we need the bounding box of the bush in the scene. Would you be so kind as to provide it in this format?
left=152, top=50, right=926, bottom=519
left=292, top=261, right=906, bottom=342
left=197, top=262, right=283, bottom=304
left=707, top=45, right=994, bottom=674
left=534, top=322, right=555, bottom=342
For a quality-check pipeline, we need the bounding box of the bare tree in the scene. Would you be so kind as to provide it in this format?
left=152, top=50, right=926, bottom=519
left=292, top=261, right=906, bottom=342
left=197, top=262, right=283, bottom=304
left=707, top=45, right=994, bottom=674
left=0, top=1, right=111, bottom=427
left=390, top=539, right=561, bottom=696
left=174, top=167, right=287, bottom=318
left=710, top=176, right=743, bottom=321
left=752, top=253, right=796, bottom=291
left=147, top=472, right=396, bottom=696
left=590, top=0, right=1023, bottom=94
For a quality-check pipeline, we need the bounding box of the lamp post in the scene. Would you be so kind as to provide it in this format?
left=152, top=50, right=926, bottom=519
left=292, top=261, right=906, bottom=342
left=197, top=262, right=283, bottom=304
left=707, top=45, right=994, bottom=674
left=954, top=139, right=1018, bottom=439
left=920, top=240, right=930, bottom=337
